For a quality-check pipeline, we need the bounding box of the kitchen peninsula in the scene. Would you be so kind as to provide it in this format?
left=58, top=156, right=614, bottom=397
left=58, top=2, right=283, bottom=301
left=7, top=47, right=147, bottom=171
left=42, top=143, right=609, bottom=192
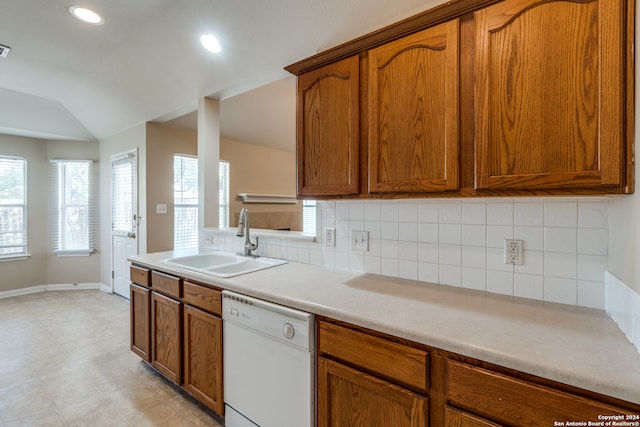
left=129, top=249, right=640, bottom=426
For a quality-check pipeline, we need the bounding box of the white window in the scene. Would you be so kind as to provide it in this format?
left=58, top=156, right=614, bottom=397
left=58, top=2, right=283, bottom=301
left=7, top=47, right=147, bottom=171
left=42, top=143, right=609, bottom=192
left=219, top=161, right=230, bottom=228
left=0, top=156, right=27, bottom=258
left=174, top=155, right=199, bottom=249
left=51, top=160, right=98, bottom=256
left=303, top=200, right=316, bottom=234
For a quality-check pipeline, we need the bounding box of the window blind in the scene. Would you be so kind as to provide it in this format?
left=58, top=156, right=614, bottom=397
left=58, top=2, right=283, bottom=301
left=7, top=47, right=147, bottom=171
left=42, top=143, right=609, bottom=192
left=303, top=200, right=316, bottom=234
left=50, top=160, right=98, bottom=256
left=111, top=153, right=137, bottom=235
left=0, top=156, right=27, bottom=257
left=174, top=154, right=199, bottom=248
left=219, top=161, right=229, bottom=228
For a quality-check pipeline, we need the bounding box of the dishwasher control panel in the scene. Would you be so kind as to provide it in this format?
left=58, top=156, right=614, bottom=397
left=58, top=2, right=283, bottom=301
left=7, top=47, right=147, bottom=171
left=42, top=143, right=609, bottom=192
left=222, top=290, right=315, bottom=351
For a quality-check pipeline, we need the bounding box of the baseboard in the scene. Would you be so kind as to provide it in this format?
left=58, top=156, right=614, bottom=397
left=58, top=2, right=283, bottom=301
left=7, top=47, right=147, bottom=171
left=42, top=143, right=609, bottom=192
left=605, top=271, right=640, bottom=353
left=0, top=283, right=108, bottom=299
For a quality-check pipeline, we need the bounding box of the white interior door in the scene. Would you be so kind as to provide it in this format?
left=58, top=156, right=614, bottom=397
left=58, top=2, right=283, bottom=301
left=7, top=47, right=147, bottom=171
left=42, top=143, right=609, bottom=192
left=111, top=150, right=138, bottom=298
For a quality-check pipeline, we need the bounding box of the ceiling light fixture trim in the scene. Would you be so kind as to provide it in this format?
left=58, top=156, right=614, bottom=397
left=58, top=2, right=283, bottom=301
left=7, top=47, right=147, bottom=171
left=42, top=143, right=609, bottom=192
left=69, top=6, right=105, bottom=25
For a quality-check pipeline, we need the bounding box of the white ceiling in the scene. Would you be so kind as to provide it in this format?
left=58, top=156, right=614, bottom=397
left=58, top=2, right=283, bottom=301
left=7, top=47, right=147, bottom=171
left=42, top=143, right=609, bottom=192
left=0, top=0, right=444, bottom=150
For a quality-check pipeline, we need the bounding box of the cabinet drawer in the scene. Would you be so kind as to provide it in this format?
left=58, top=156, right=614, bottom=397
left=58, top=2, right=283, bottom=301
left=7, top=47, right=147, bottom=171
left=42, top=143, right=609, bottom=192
left=183, top=281, right=221, bottom=316
left=130, top=265, right=150, bottom=287
left=447, top=360, right=634, bottom=426
left=151, top=271, right=182, bottom=299
left=319, top=320, right=428, bottom=393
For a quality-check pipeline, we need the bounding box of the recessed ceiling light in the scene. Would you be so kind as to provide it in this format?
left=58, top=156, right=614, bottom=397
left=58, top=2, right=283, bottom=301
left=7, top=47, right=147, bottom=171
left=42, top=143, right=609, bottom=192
left=69, top=6, right=105, bottom=25
left=200, top=34, right=222, bottom=54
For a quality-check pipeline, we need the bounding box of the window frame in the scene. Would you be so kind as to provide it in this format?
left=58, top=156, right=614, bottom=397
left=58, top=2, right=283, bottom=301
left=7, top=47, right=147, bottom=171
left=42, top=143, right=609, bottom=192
left=51, top=159, right=98, bottom=257
left=0, top=155, right=28, bottom=260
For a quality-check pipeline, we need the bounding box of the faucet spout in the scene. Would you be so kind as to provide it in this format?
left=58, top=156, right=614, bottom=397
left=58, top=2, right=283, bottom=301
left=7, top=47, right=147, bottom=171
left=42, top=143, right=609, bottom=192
left=237, top=208, right=258, bottom=256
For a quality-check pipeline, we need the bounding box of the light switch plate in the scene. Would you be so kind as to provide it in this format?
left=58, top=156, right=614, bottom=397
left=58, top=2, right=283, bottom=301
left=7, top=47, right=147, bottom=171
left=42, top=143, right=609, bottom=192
left=156, top=203, right=167, bottom=214
left=351, top=230, right=369, bottom=251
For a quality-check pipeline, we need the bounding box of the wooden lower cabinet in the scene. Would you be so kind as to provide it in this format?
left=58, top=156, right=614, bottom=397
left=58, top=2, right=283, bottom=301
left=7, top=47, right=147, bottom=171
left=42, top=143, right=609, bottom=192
left=151, top=291, right=182, bottom=384
left=445, top=406, right=502, bottom=427
left=130, top=284, right=151, bottom=361
left=183, top=304, right=223, bottom=415
left=318, top=357, right=428, bottom=427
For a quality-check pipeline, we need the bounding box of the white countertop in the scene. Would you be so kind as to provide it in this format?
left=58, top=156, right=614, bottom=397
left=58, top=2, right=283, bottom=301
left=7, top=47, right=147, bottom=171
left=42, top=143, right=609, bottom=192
left=130, top=249, right=640, bottom=405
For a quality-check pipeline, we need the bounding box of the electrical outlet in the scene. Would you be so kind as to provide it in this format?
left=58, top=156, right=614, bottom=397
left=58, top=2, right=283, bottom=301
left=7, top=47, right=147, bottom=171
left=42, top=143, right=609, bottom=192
left=325, top=227, right=336, bottom=247
left=504, top=239, right=524, bottom=265
left=351, top=230, right=369, bottom=251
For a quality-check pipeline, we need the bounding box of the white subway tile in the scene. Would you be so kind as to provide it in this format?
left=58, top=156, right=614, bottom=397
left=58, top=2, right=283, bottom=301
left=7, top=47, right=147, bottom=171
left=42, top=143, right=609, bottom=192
left=418, top=223, right=439, bottom=243
left=381, top=222, right=399, bottom=241
left=514, top=226, right=543, bottom=251
left=365, top=220, right=381, bottom=239
left=578, top=228, right=608, bottom=255
left=418, top=262, right=439, bottom=283
left=418, top=202, right=439, bottom=223
left=418, top=243, right=439, bottom=264
left=399, top=222, right=418, bottom=242
left=487, top=225, right=513, bottom=248
left=544, top=276, right=577, bottom=305
left=439, top=201, right=462, bottom=224
left=544, top=227, right=577, bottom=253
left=462, top=224, right=487, bottom=247
left=462, top=201, right=486, bottom=225
left=514, top=250, right=543, bottom=275
left=487, top=270, right=514, bottom=296
left=515, top=201, right=544, bottom=226
left=578, top=199, right=608, bottom=228
left=514, top=273, right=544, bottom=300
left=487, top=248, right=514, bottom=272
left=382, top=203, right=399, bottom=222
left=544, top=201, right=577, bottom=227
left=439, top=264, right=461, bottom=287
left=365, top=202, right=381, bottom=221
left=439, top=223, right=462, bottom=245
left=350, top=253, right=365, bottom=273
left=336, top=202, right=350, bottom=220
left=399, top=241, right=418, bottom=262
left=462, top=267, right=487, bottom=291
left=487, top=201, right=514, bottom=226
left=462, top=245, right=486, bottom=269
left=381, top=240, right=399, bottom=259
left=399, top=203, right=418, bottom=222
left=364, top=256, right=381, bottom=275
left=544, top=252, right=577, bottom=279
left=349, top=203, right=365, bottom=221
left=577, top=280, right=605, bottom=310
left=578, top=254, right=607, bottom=282
left=381, top=258, right=399, bottom=277
left=439, top=244, right=461, bottom=266
left=368, top=238, right=382, bottom=257
left=335, top=250, right=350, bottom=271
left=399, top=260, right=418, bottom=280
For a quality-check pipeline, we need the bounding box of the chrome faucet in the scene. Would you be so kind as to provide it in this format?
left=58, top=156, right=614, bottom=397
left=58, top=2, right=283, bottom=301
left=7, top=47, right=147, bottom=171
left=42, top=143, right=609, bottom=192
left=236, top=208, right=259, bottom=256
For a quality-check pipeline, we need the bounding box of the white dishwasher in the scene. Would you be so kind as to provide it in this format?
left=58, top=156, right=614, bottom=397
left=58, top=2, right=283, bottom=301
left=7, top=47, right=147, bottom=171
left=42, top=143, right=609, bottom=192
left=222, top=290, right=315, bottom=427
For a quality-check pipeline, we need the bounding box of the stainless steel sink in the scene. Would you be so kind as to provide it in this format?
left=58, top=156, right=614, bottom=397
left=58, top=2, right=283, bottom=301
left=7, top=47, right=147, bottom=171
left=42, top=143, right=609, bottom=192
left=162, top=251, right=287, bottom=278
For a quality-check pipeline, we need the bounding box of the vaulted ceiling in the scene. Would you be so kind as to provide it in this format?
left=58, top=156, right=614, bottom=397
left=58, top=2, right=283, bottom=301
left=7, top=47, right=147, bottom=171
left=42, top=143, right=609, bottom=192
left=0, top=0, right=443, bottom=149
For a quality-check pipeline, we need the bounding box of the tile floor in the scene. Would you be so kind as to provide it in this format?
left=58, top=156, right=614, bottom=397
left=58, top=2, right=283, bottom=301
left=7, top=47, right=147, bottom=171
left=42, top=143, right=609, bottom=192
left=0, top=290, right=224, bottom=427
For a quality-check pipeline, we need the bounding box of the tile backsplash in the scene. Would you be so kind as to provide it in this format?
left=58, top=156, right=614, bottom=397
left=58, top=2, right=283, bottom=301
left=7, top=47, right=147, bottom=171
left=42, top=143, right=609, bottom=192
left=202, top=197, right=610, bottom=310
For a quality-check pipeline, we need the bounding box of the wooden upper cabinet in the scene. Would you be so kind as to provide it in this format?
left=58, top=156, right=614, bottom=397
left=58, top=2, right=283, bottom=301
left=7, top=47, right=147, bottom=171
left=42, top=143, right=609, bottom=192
left=297, top=55, right=360, bottom=196
left=474, top=0, right=626, bottom=190
left=368, top=20, right=460, bottom=193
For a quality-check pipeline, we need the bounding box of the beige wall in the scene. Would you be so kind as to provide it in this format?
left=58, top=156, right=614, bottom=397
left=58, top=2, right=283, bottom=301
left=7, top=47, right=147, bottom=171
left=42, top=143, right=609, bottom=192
left=0, top=135, right=100, bottom=292
left=45, top=140, right=100, bottom=285
left=220, top=137, right=300, bottom=228
left=146, top=123, right=197, bottom=253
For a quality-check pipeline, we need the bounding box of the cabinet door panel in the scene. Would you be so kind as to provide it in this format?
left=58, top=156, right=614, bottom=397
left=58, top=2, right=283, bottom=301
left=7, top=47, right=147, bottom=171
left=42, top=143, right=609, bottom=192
left=183, top=305, right=223, bottom=416
left=446, top=406, right=503, bottom=427
left=151, top=291, right=182, bottom=384
left=318, top=357, right=428, bottom=427
left=298, top=56, right=360, bottom=196
left=369, top=20, right=459, bottom=193
left=474, top=0, right=624, bottom=189
left=130, top=284, right=151, bottom=362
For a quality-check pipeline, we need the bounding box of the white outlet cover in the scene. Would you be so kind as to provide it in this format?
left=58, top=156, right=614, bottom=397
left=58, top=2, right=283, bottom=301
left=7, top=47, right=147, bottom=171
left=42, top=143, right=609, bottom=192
left=325, top=227, right=336, bottom=247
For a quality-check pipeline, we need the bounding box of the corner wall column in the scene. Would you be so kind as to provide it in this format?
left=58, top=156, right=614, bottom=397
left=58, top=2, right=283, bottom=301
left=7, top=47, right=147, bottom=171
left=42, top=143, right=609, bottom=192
left=197, top=97, right=220, bottom=228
